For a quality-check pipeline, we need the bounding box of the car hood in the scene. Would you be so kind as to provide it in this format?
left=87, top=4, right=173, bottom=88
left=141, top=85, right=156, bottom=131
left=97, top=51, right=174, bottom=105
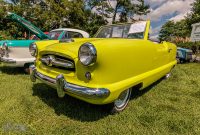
left=0, top=40, right=36, bottom=47
left=7, top=12, right=49, bottom=40
left=39, top=38, right=143, bottom=59
left=39, top=38, right=99, bottom=59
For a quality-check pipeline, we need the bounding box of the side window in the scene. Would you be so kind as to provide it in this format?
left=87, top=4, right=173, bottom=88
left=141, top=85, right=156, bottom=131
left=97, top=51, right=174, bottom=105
left=96, top=27, right=112, bottom=38
left=62, top=31, right=83, bottom=39
left=68, top=31, right=83, bottom=38
left=123, top=25, right=130, bottom=38
left=62, top=31, right=68, bottom=39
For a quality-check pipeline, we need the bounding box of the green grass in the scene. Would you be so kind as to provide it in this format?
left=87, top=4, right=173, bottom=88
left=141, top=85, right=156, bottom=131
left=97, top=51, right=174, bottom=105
left=0, top=64, right=200, bottom=134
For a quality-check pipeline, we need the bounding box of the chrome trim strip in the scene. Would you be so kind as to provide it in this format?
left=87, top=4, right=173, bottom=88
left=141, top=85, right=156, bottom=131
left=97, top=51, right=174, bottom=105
left=30, top=66, right=110, bottom=99
left=40, top=55, right=74, bottom=69
left=53, top=59, right=74, bottom=68
left=0, top=57, right=16, bottom=64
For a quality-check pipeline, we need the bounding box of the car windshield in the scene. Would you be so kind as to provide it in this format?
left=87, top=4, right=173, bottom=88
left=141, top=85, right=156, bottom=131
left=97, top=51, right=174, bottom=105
left=95, top=21, right=147, bottom=39
left=48, top=31, right=63, bottom=40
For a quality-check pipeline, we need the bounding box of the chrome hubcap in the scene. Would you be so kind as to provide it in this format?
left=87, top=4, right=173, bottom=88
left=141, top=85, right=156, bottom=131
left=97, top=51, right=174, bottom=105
left=114, top=89, right=130, bottom=108
left=166, top=73, right=171, bottom=79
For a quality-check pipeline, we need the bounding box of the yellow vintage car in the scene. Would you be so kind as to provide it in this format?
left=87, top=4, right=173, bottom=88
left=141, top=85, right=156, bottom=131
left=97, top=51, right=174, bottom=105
left=30, top=21, right=177, bottom=113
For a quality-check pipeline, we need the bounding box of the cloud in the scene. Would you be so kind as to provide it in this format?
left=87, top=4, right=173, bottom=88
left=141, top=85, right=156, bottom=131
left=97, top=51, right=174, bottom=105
left=95, top=0, right=194, bottom=23
left=93, top=0, right=195, bottom=38
left=141, top=0, right=194, bottom=39
left=107, top=0, right=117, bottom=8
left=152, top=25, right=162, bottom=34
left=169, top=12, right=188, bottom=22
left=146, top=0, right=194, bottom=21
left=144, top=0, right=168, bottom=8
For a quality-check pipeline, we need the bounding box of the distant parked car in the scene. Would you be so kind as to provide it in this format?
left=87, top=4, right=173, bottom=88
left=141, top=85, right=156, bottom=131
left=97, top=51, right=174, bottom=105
left=30, top=21, right=177, bottom=113
left=0, top=12, right=89, bottom=71
left=176, top=47, right=193, bottom=63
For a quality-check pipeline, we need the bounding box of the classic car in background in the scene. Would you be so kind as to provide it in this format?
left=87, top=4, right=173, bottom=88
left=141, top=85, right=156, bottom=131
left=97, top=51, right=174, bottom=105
left=0, top=12, right=89, bottom=71
left=176, top=47, right=193, bottom=63
left=30, top=21, right=177, bottom=113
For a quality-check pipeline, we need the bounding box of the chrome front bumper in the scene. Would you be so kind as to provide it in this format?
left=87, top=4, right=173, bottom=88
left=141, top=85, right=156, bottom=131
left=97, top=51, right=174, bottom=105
left=30, top=65, right=110, bottom=99
left=0, top=57, right=16, bottom=64
left=0, top=57, right=35, bottom=67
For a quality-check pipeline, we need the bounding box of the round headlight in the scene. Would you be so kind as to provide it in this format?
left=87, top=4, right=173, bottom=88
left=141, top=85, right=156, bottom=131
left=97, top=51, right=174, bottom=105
left=78, top=43, right=97, bottom=66
left=29, top=42, right=37, bottom=57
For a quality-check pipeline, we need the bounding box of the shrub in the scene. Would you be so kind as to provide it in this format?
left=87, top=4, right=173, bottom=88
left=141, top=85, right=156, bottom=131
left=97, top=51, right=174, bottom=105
left=0, top=31, right=13, bottom=40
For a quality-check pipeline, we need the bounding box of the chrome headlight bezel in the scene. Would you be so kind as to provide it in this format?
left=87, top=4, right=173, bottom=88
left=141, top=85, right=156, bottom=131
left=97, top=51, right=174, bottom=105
left=29, top=42, right=37, bottom=57
left=78, top=43, right=97, bottom=66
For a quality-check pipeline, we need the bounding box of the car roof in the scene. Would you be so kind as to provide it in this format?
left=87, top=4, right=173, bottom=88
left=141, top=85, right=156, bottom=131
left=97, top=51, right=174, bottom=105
left=50, top=28, right=89, bottom=38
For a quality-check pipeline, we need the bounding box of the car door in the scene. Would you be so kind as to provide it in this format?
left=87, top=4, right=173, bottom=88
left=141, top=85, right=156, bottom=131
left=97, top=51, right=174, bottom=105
left=147, top=40, right=169, bottom=69
left=148, top=33, right=170, bottom=68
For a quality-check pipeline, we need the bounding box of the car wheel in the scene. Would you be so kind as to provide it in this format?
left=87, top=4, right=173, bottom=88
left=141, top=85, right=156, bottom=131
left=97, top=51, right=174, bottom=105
left=179, top=59, right=184, bottom=64
left=165, top=68, right=174, bottom=79
left=108, top=88, right=132, bottom=114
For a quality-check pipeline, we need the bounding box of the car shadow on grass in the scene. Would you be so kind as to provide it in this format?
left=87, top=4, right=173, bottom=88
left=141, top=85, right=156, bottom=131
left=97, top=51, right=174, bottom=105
left=32, top=83, right=111, bottom=122
left=130, top=78, right=164, bottom=100
left=32, top=78, right=164, bottom=122
left=0, top=67, right=25, bottom=75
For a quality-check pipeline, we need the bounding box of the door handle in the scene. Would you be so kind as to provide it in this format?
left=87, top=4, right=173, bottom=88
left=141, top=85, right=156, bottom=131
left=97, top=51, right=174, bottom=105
left=168, top=48, right=172, bottom=53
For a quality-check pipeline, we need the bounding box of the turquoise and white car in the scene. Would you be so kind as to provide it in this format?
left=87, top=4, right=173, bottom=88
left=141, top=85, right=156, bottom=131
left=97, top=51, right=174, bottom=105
left=0, top=12, right=89, bottom=70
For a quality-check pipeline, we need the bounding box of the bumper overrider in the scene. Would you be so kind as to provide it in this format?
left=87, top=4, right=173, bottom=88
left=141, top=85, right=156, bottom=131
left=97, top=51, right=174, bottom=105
left=30, top=65, right=110, bottom=99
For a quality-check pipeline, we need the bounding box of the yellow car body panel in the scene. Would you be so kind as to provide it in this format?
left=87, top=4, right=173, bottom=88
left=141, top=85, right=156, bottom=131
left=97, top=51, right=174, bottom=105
left=33, top=21, right=177, bottom=105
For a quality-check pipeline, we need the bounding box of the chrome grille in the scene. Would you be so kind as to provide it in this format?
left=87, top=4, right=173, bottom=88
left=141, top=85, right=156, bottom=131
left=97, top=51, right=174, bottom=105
left=40, top=55, right=75, bottom=70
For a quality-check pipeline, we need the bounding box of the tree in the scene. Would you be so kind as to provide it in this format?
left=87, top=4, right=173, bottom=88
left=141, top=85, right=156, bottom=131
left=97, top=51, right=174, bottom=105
left=159, top=0, right=200, bottom=42
left=85, top=0, right=150, bottom=23
left=159, top=20, right=190, bottom=42
left=8, top=0, right=19, bottom=5
left=185, top=0, right=200, bottom=31
left=0, top=0, right=108, bottom=38
left=0, top=0, right=73, bottom=38
left=173, top=20, right=190, bottom=38
left=85, top=0, right=113, bottom=18
left=109, top=0, right=150, bottom=23
left=159, top=21, right=175, bottom=42
left=69, top=0, right=108, bottom=36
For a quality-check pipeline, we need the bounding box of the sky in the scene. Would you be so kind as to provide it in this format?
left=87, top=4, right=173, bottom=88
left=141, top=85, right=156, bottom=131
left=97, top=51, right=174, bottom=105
left=107, top=0, right=195, bottom=37
left=144, top=0, right=194, bottom=37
